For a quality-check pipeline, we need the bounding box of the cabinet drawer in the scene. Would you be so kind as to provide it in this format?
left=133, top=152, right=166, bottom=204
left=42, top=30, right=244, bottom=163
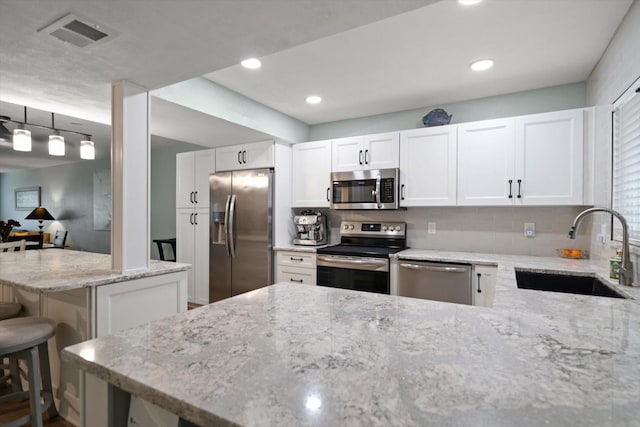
left=276, top=251, right=316, bottom=268
left=276, top=266, right=317, bottom=285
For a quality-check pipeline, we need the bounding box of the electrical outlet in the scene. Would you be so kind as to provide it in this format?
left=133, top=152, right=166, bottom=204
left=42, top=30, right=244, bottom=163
left=428, top=222, right=436, bottom=234
left=524, top=222, right=535, bottom=238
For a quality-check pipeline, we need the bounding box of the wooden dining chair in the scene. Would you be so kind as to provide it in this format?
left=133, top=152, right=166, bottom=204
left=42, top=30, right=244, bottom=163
left=0, top=240, right=26, bottom=253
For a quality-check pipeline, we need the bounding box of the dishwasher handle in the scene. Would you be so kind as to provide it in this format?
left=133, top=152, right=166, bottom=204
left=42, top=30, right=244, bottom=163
left=399, top=262, right=468, bottom=273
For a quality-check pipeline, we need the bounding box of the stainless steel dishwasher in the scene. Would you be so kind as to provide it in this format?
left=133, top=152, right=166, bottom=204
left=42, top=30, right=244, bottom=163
left=396, top=260, right=472, bottom=304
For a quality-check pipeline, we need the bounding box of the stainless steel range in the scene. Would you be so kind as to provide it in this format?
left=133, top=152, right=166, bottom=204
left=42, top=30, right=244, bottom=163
left=316, top=221, right=407, bottom=294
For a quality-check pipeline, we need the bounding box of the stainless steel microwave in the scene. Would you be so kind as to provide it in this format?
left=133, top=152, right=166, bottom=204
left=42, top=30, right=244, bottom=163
left=330, top=168, right=400, bottom=210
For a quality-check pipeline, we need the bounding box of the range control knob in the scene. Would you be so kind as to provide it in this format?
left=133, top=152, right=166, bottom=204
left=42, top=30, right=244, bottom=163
left=382, top=225, right=388, bottom=231
left=395, top=225, right=401, bottom=231
left=349, top=224, right=355, bottom=230
left=343, top=224, right=349, bottom=230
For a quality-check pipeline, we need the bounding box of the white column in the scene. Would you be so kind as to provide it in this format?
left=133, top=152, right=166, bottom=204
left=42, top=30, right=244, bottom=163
left=111, top=81, right=150, bottom=273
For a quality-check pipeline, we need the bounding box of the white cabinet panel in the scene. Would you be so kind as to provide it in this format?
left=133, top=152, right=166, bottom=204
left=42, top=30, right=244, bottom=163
left=215, top=145, right=245, bottom=172
left=457, top=118, right=515, bottom=206
left=176, top=209, right=195, bottom=301
left=216, top=140, right=274, bottom=171
left=332, top=136, right=364, bottom=172
left=275, top=251, right=316, bottom=285
left=194, top=149, right=215, bottom=207
left=292, top=140, right=332, bottom=207
left=176, top=150, right=215, bottom=209
left=194, top=208, right=210, bottom=304
left=332, top=134, right=399, bottom=172
left=400, top=126, right=456, bottom=206
left=515, top=109, right=583, bottom=205
left=472, top=265, right=497, bottom=307
left=176, top=153, right=195, bottom=209
left=364, top=132, right=399, bottom=170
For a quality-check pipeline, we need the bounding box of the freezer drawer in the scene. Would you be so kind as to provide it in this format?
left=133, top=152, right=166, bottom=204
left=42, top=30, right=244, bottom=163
left=396, top=260, right=472, bottom=305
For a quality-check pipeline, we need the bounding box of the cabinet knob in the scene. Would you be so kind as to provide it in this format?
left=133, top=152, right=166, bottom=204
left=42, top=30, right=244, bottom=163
left=517, top=179, right=522, bottom=199
left=290, top=278, right=304, bottom=283
left=477, top=273, right=482, bottom=293
left=508, top=180, right=513, bottom=199
left=359, top=150, right=363, bottom=165
left=238, top=151, right=242, bottom=164
left=364, top=149, right=369, bottom=165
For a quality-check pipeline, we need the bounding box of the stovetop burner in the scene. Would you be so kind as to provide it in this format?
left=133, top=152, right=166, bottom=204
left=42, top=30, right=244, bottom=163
left=317, top=244, right=407, bottom=258
left=317, top=220, right=408, bottom=258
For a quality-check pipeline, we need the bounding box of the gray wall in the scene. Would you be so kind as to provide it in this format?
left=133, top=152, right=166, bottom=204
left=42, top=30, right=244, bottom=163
left=0, top=141, right=202, bottom=256
left=585, top=0, right=640, bottom=271
left=309, top=82, right=586, bottom=141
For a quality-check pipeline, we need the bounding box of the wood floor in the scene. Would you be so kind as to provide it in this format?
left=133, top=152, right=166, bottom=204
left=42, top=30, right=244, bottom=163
left=0, top=384, right=73, bottom=427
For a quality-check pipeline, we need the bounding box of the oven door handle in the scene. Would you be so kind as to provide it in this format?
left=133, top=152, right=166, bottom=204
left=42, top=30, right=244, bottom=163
left=399, top=263, right=468, bottom=273
left=375, top=175, right=382, bottom=208
left=317, top=255, right=389, bottom=271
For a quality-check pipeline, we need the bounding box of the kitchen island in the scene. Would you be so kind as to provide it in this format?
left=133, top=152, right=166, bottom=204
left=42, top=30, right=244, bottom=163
left=0, top=249, right=189, bottom=425
left=63, top=252, right=640, bottom=426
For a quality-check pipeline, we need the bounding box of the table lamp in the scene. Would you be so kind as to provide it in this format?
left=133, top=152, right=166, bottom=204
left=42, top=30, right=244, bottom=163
left=25, top=206, right=55, bottom=234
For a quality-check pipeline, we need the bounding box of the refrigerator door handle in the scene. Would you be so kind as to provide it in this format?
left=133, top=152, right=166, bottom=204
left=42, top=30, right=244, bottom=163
left=223, top=195, right=232, bottom=256
left=228, top=194, right=237, bottom=258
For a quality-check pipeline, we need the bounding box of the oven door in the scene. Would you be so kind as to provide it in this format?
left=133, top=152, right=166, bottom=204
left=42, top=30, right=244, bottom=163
left=316, top=254, right=390, bottom=294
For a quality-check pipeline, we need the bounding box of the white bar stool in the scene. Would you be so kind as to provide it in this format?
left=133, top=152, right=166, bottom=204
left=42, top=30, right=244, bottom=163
left=0, top=317, right=58, bottom=427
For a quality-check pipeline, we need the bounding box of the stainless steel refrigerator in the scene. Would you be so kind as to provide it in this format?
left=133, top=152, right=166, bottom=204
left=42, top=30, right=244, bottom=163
left=209, top=169, right=273, bottom=302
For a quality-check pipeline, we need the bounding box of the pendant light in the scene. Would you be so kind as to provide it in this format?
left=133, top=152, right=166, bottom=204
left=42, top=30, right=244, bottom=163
left=48, top=113, right=65, bottom=156
left=80, top=136, right=95, bottom=159
left=13, top=107, right=32, bottom=152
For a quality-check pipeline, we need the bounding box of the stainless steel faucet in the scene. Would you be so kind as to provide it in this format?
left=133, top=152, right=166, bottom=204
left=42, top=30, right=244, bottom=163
left=568, top=207, right=634, bottom=287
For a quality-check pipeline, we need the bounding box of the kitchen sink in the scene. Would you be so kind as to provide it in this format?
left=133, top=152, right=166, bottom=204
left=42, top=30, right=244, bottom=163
left=515, top=270, right=627, bottom=299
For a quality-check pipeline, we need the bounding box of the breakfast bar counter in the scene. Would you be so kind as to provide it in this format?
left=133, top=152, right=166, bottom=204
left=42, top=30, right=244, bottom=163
left=0, top=249, right=190, bottom=425
left=64, top=268, right=640, bottom=426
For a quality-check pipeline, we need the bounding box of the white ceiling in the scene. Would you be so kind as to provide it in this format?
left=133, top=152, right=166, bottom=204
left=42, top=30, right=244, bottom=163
left=0, top=0, right=634, bottom=172
left=205, top=0, right=634, bottom=124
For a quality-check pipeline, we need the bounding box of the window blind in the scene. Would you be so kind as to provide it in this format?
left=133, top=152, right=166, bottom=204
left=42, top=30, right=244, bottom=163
left=613, top=81, right=640, bottom=246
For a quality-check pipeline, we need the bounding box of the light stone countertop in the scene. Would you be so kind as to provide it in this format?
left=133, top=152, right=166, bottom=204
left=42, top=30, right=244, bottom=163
left=273, top=244, right=332, bottom=253
left=0, top=249, right=190, bottom=293
left=63, top=249, right=640, bottom=426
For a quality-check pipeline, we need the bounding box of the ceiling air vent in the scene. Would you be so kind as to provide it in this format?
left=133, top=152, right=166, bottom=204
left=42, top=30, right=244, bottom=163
left=39, top=13, right=116, bottom=48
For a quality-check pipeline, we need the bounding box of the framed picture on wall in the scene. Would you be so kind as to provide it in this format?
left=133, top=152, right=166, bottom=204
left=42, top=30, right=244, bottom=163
left=15, top=186, right=41, bottom=210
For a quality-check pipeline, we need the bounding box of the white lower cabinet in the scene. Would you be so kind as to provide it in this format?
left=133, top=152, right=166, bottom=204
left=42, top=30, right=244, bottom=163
left=275, top=251, right=316, bottom=285
left=472, top=265, right=497, bottom=307
left=176, top=208, right=209, bottom=304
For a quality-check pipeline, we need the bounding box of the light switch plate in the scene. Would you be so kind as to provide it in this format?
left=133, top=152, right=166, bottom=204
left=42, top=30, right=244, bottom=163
left=428, top=222, right=436, bottom=234
left=524, top=223, right=535, bottom=238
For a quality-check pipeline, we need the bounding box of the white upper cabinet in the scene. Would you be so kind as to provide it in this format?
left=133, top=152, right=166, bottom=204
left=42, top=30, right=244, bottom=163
left=458, top=109, right=584, bottom=206
left=457, top=118, right=516, bottom=206
left=292, top=140, right=332, bottom=207
left=332, top=132, right=399, bottom=172
left=399, top=126, right=457, bottom=206
left=364, top=132, right=400, bottom=170
left=515, top=109, right=583, bottom=205
left=216, top=140, right=274, bottom=172
left=176, top=149, right=215, bottom=209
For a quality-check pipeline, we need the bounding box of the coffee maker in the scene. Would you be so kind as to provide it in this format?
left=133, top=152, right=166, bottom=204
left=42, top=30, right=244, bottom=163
left=293, top=211, right=327, bottom=246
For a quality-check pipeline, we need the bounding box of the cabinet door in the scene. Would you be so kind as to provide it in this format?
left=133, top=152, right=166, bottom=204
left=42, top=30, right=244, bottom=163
left=193, top=208, right=210, bottom=305
left=515, top=109, right=583, bottom=205
left=473, top=265, right=497, bottom=307
left=176, top=209, right=195, bottom=302
left=216, top=145, right=245, bottom=172
left=332, top=136, right=364, bottom=172
left=194, top=149, right=215, bottom=208
left=364, top=132, right=399, bottom=170
left=175, top=152, right=195, bottom=209
left=292, top=140, right=332, bottom=207
left=243, top=140, right=274, bottom=169
left=457, top=118, right=515, bottom=206
left=400, top=126, right=456, bottom=206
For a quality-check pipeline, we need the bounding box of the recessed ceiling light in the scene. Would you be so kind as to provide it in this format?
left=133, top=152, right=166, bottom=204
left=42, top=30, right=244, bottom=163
left=306, top=96, right=322, bottom=104
left=470, top=59, right=495, bottom=71
left=240, top=58, right=261, bottom=69
left=458, top=0, right=483, bottom=5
